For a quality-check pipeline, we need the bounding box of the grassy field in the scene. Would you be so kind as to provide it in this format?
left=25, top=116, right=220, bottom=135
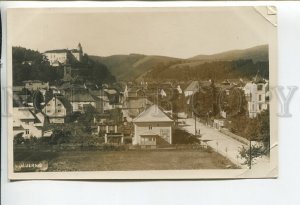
left=14, top=148, right=237, bottom=172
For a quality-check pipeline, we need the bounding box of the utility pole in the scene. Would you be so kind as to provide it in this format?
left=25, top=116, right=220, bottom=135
left=249, top=140, right=252, bottom=169
left=194, top=114, right=197, bottom=135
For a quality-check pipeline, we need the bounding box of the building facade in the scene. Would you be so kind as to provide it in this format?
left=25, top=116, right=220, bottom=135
left=133, top=105, right=173, bottom=147
left=43, top=96, right=72, bottom=123
left=44, top=43, right=83, bottom=67
left=24, top=80, right=49, bottom=91
left=244, top=78, right=269, bottom=118
left=13, top=107, right=44, bottom=139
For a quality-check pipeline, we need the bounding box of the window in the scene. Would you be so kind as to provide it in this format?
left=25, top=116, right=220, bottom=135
left=25, top=129, right=29, bottom=134
left=57, top=103, right=61, bottom=106
left=57, top=110, right=61, bottom=112
left=259, top=104, right=262, bottom=110
left=257, top=85, right=263, bottom=91
left=160, top=129, right=170, bottom=137
left=149, top=125, right=152, bottom=130
left=259, top=95, right=262, bottom=101
left=109, top=126, right=115, bottom=133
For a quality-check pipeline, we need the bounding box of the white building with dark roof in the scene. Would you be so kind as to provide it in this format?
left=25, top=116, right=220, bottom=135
left=244, top=76, right=269, bottom=118
left=44, top=43, right=83, bottom=66
left=43, top=95, right=72, bottom=123
left=184, top=81, right=199, bottom=97
left=132, top=105, right=173, bottom=147
left=13, top=107, right=44, bottom=138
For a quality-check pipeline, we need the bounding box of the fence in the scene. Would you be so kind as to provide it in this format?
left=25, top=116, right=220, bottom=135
left=219, top=128, right=250, bottom=145
left=14, top=143, right=210, bottom=152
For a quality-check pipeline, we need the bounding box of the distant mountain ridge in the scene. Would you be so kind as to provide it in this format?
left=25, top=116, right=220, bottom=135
left=89, top=54, right=180, bottom=81
left=189, top=45, right=268, bottom=62
left=90, top=44, right=268, bottom=81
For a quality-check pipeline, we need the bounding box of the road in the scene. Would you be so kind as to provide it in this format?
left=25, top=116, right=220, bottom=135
left=180, top=118, right=248, bottom=167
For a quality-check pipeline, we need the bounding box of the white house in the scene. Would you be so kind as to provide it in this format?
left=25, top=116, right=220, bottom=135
left=184, top=81, right=199, bottom=97
left=160, top=89, right=167, bottom=97
left=132, top=105, right=173, bottom=147
left=176, top=85, right=183, bottom=94
left=43, top=96, right=72, bottom=123
left=67, top=92, right=97, bottom=113
left=244, top=77, right=269, bottom=118
left=13, top=107, right=44, bottom=139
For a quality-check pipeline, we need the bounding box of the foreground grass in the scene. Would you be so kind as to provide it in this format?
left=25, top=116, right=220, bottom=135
left=14, top=149, right=237, bottom=172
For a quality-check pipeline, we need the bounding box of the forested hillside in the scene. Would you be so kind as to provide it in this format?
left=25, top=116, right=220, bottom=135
left=144, top=59, right=269, bottom=82
left=91, top=44, right=269, bottom=82
left=89, top=54, right=181, bottom=81
left=12, top=47, right=115, bottom=85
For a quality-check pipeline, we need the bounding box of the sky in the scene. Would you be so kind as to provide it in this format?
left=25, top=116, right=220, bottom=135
left=8, top=7, right=270, bottom=59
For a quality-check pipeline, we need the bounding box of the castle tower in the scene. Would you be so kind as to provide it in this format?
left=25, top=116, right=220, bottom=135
left=78, top=43, right=83, bottom=62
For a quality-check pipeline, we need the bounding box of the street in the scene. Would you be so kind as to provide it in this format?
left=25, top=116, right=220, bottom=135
left=180, top=118, right=248, bottom=168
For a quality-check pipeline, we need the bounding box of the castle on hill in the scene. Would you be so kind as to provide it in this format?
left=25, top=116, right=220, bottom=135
left=43, top=43, right=83, bottom=67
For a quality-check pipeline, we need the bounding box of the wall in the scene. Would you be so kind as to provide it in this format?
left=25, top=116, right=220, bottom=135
left=43, top=98, right=67, bottom=118
left=71, top=101, right=96, bottom=113
left=133, top=122, right=172, bottom=145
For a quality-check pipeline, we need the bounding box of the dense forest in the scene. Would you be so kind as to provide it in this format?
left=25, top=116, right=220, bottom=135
left=12, top=47, right=115, bottom=85
left=144, top=59, right=269, bottom=82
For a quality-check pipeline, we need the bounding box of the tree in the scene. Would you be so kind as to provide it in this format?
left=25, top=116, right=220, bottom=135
left=239, top=144, right=266, bottom=168
left=257, top=109, right=270, bottom=151
left=32, top=90, right=44, bottom=111
left=14, top=133, right=25, bottom=145
left=49, top=129, right=71, bottom=145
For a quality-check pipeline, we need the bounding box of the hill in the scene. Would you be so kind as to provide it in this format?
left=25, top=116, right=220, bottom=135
left=144, top=59, right=269, bottom=82
left=190, top=45, right=268, bottom=62
left=90, top=44, right=268, bottom=82
left=89, top=54, right=181, bottom=81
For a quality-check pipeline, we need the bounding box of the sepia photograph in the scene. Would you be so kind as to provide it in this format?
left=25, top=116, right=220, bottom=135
left=6, top=6, right=277, bottom=179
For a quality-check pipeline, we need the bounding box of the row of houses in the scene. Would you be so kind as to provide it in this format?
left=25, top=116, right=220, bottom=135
left=12, top=74, right=269, bottom=146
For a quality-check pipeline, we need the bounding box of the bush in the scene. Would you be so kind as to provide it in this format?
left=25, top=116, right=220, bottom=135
left=49, top=129, right=71, bottom=145
left=14, top=133, right=25, bottom=145
left=239, top=144, right=267, bottom=168
left=172, top=128, right=200, bottom=144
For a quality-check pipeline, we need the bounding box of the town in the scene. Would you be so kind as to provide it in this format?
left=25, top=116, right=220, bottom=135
left=12, top=43, right=270, bottom=171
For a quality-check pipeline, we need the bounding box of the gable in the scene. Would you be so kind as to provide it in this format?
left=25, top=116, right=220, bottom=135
left=133, top=105, right=173, bottom=123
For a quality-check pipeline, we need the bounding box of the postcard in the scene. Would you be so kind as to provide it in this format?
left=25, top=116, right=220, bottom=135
left=5, top=6, right=277, bottom=179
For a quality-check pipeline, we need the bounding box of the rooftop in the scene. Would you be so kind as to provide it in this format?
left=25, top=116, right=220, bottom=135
left=44, top=49, right=69, bottom=54
left=184, top=81, right=199, bottom=92
left=133, top=104, right=173, bottom=123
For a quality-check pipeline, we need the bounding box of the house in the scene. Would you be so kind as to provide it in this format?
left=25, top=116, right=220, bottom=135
left=132, top=104, right=173, bottom=148
left=67, top=92, right=97, bottom=113
left=176, top=85, right=183, bottom=94
left=160, top=89, right=167, bottom=97
left=13, top=107, right=44, bottom=139
left=44, top=43, right=83, bottom=67
left=184, top=81, right=199, bottom=97
left=43, top=95, right=72, bottom=123
left=92, top=109, right=126, bottom=144
left=244, top=76, right=269, bottom=118
left=96, top=123, right=124, bottom=144
left=213, top=119, right=225, bottom=130
left=24, top=80, right=49, bottom=91
left=123, top=86, right=151, bottom=117
left=44, top=49, right=69, bottom=66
